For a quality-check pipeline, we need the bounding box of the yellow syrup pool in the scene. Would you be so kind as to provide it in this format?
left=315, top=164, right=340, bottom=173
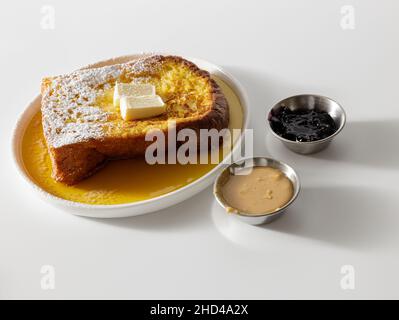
left=21, top=77, right=243, bottom=205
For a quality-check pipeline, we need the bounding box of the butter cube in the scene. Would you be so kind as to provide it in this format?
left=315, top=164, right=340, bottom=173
left=113, top=82, right=155, bottom=107
left=120, top=95, right=165, bottom=120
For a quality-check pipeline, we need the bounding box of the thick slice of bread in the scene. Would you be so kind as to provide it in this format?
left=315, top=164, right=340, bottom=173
left=40, top=55, right=229, bottom=185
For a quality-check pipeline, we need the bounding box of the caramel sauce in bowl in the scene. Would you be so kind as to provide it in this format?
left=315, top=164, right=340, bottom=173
left=213, top=157, right=300, bottom=225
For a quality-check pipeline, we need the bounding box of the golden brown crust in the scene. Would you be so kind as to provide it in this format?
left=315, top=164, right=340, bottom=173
left=41, top=55, right=229, bottom=185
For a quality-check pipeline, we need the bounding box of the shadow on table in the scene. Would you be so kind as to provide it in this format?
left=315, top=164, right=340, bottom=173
left=225, top=66, right=310, bottom=109
left=226, top=66, right=399, bottom=170
left=263, top=186, right=398, bottom=250
left=310, top=120, right=399, bottom=170
left=88, top=68, right=399, bottom=236
left=89, top=187, right=213, bottom=232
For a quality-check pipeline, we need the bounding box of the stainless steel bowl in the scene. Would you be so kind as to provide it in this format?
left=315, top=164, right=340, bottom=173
left=267, top=94, right=346, bottom=154
left=213, top=157, right=300, bottom=225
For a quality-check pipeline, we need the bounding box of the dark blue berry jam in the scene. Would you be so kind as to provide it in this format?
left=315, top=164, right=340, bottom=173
left=269, top=106, right=337, bottom=142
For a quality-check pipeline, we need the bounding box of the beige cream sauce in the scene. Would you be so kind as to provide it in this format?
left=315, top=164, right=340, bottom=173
left=221, top=167, right=293, bottom=215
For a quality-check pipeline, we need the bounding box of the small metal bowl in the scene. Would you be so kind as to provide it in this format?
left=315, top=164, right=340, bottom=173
left=213, top=157, right=300, bottom=225
left=267, top=94, right=346, bottom=154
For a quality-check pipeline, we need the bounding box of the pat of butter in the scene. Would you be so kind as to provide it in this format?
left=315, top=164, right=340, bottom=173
left=120, top=95, right=166, bottom=120
left=113, top=82, right=155, bottom=107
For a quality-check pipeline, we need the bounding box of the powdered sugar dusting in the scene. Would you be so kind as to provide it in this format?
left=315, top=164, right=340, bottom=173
left=41, top=56, right=159, bottom=148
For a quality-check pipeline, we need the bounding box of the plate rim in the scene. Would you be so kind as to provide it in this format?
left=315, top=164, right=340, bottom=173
left=12, top=54, right=250, bottom=213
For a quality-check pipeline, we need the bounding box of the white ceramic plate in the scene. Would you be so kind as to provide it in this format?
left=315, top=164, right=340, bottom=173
left=12, top=54, right=250, bottom=218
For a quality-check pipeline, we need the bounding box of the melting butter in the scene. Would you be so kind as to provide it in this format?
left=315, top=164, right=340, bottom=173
left=21, top=76, right=244, bottom=205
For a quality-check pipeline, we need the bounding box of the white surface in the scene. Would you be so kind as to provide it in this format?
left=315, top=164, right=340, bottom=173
left=1, top=0, right=398, bottom=299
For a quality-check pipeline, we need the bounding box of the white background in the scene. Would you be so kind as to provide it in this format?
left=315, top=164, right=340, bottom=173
left=1, top=0, right=399, bottom=299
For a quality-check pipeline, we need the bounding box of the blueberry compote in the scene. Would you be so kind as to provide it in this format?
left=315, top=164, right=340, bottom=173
left=269, top=106, right=337, bottom=142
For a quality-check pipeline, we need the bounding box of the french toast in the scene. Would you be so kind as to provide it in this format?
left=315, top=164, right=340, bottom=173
left=40, top=55, right=229, bottom=185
